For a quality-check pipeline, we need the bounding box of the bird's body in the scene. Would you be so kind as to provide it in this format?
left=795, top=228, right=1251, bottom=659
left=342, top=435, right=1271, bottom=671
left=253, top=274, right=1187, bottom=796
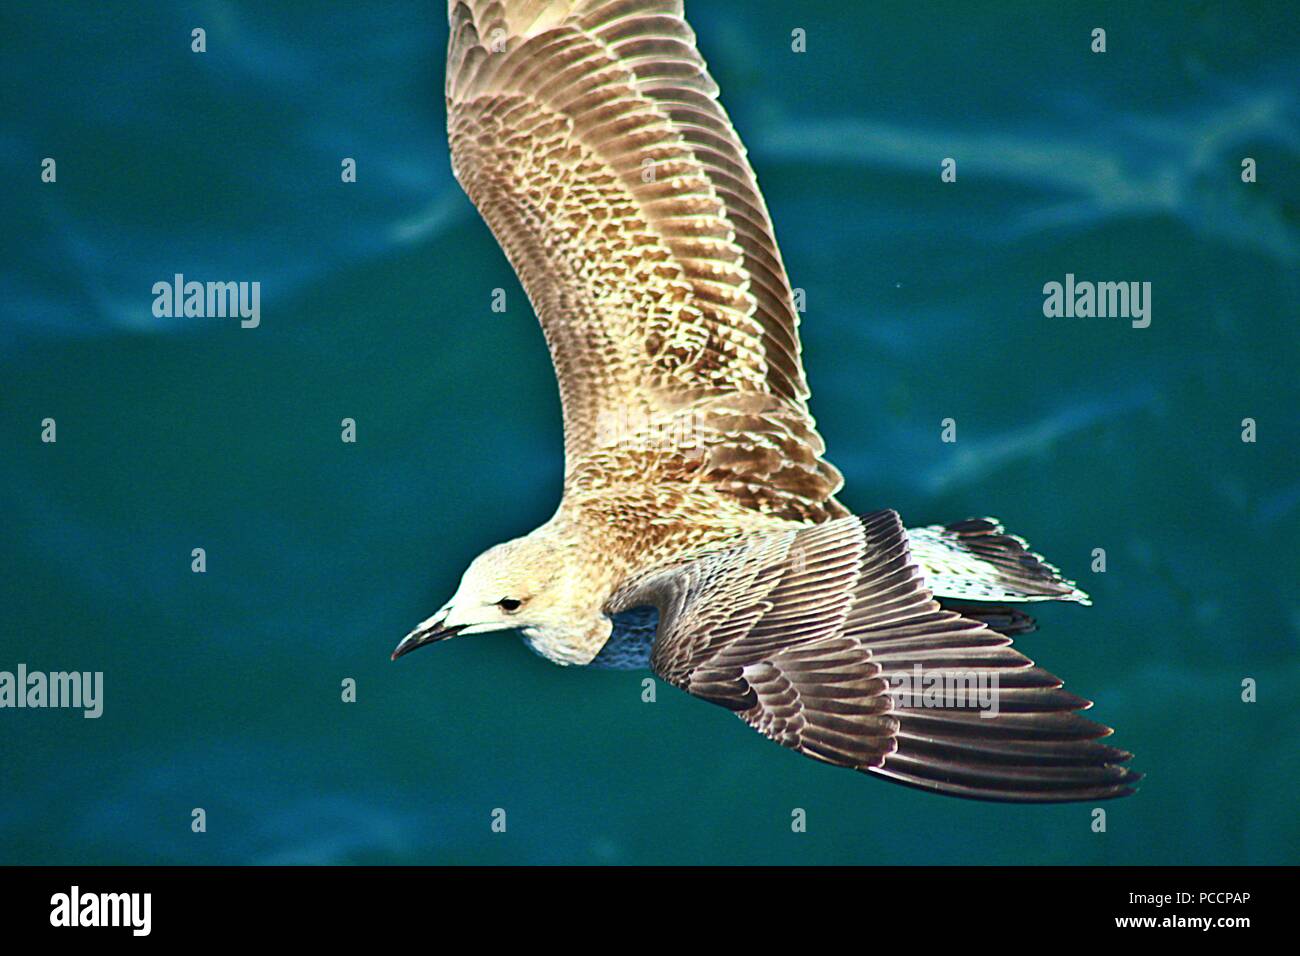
left=393, top=0, right=1140, bottom=802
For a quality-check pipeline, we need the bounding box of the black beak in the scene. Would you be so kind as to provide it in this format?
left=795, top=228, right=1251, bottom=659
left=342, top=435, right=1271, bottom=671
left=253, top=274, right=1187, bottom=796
left=390, top=620, right=467, bottom=660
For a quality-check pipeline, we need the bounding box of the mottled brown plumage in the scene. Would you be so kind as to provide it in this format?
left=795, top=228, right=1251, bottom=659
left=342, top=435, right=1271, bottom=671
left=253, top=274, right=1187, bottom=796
left=391, top=0, right=1140, bottom=802
left=447, top=0, right=845, bottom=527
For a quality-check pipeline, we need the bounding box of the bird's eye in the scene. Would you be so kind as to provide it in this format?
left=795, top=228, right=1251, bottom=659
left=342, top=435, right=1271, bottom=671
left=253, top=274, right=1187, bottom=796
left=497, top=598, right=522, bottom=612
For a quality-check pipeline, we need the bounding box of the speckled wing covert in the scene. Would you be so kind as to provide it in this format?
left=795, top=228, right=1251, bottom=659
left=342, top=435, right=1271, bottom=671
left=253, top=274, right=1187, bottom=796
left=446, top=0, right=846, bottom=522
left=628, top=511, right=1139, bottom=802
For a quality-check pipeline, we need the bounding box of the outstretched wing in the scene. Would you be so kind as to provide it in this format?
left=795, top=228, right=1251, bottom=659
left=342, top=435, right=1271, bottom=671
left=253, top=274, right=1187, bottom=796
left=620, top=511, right=1139, bottom=802
left=446, top=0, right=844, bottom=521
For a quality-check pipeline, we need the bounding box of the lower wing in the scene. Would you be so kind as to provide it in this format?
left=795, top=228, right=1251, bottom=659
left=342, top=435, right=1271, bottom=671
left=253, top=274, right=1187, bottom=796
left=619, top=510, right=1138, bottom=802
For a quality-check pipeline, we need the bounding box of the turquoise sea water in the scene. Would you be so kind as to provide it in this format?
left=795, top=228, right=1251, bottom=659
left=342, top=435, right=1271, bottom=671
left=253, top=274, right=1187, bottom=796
left=2, top=1, right=1297, bottom=864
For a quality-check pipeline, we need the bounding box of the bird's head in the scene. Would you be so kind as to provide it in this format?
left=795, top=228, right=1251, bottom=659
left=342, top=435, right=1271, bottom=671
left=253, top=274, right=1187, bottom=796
left=391, top=528, right=612, bottom=665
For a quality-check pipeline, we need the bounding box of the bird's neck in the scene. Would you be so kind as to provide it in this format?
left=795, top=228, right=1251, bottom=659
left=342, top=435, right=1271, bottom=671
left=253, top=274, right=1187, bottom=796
left=519, top=615, right=613, bottom=667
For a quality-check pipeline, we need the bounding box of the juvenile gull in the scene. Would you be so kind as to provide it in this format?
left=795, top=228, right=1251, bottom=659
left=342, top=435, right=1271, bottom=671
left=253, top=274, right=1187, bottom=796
left=393, top=0, right=1140, bottom=802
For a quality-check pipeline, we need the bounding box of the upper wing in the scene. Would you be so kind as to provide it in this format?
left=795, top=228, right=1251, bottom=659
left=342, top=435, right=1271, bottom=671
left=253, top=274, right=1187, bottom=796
left=620, top=511, right=1139, bottom=802
left=446, top=0, right=843, bottom=519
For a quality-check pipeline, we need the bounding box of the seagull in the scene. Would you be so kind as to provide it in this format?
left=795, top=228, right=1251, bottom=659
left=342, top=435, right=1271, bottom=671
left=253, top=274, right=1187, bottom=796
left=393, top=0, right=1140, bottom=802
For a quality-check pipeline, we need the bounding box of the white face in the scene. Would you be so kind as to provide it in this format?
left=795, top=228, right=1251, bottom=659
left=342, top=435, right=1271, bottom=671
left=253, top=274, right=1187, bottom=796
left=391, top=537, right=570, bottom=660
left=433, top=551, right=533, bottom=635
left=428, top=541, right=540, bottom=632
